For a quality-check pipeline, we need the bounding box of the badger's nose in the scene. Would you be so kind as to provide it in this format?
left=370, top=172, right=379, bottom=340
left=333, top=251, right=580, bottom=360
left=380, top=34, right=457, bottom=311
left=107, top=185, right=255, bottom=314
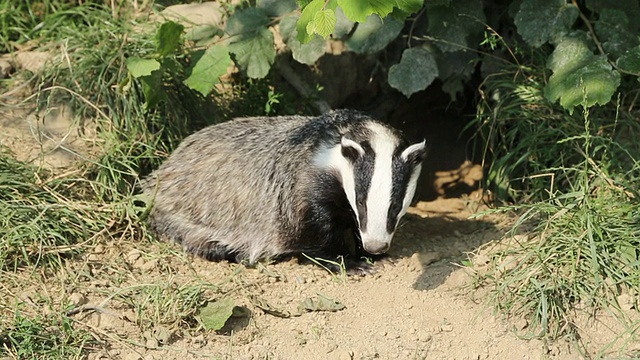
left=363, top=241, right=390, bottom=254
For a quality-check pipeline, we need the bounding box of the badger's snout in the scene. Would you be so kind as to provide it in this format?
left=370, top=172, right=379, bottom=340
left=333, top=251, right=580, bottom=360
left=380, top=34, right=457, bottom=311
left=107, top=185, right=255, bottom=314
left=362, top=241, right=390, bottom=254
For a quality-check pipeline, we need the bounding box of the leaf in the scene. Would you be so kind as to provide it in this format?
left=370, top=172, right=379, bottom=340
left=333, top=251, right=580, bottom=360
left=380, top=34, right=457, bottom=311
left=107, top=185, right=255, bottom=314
left=594, top=9, right=639, bottom=59
left=426, top=0, right=486, bottom=52
left=544, top=34, right=621, bottom=112
left=139, top=69, right=166, bottom=109
left=226, top=8, right=275, bottom=79
left=184, top=45, right=231, bottom=96
left=298, top=293, right=345, bottom=313
left=297, top=0, right=324, bottom=43
left=156, top=21, right=185, bottom=57
left=388, top=46, right=439, bottom=97
left=332, top=6, right=355, bottom=38
left=337, top=0, right=395, bottom=23
left=585, top=0, right=640, bottom=31
left=514, top=0, right=578, bottom=47
left=345, top=15, right=403, bottom=54
left=257, top=0, right=297, bottom=17
left=395, top=0, right=424, bottom=14
left=126, top=57, right=161, bottom=78
left=437, top=49, right=478, bottom=99
left=310, top=9, right=337, bottom=38
left=617, top=46, right=640, bottom=74
left=197, top=298, right=235, bottom=331
left=280, top=15, right=326, bottom=65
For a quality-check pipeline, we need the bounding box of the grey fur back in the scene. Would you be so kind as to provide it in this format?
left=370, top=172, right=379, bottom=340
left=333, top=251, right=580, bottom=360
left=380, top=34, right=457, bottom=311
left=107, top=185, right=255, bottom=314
left=143, top=110, right=376, bottom=263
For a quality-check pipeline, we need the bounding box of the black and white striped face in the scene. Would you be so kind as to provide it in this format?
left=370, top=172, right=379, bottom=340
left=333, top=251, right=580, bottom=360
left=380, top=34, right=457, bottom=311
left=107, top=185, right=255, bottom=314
left=316, top=121, right=426, bottom=255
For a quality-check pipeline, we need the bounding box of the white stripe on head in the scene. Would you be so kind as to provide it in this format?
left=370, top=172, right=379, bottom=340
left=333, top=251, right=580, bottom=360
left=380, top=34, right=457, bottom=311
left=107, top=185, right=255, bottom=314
left=360, top=122, right=398, bottom=246
left=398, top=163, right=422, bottom=226
left=312, top=143, right=359, bottom=222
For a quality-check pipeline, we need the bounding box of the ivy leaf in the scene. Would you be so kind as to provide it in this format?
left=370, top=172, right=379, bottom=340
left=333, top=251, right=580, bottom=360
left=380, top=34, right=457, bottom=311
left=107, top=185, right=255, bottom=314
left=388, top=47, right=439, bottom=97
left=309, top=9, right=337, bottom=38
left=184, top=45, right=231, bottom=96
left=345, top=15, right=403, bottom=54
left=280, top=15, right=326, bottom=65
left=197, top=298, right=235, bottom=331
left=544, top=34, right=621, bottom=112
left=226, top=8, right=275, bottom=79
left=297, top=0, right=324, bottom=43
left=126, top=57, right=161, bottom=78
left=337, top=0, right=395, bottom=23
left=427, top=0, right=486, bottom=53
left=616, top=46, right=640, bottom=74
left=257, top=0, right=297, bottom=17
left=514, top=0, right=578, bottom=47
left=156, top=21, right=185, bottom=57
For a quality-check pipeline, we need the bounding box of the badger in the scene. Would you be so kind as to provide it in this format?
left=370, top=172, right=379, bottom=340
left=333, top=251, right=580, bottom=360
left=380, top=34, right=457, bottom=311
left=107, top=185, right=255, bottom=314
left=143, top=109, right=426, bottom=272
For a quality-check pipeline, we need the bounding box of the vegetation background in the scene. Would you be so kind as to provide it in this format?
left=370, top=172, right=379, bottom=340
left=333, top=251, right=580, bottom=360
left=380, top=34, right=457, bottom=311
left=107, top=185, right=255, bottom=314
left=1, top=0, right=639, bottom=358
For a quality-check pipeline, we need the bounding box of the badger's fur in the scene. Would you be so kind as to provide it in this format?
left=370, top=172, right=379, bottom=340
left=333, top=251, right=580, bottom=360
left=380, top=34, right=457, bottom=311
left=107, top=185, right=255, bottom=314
left=143, top=109, right=426, bottom=269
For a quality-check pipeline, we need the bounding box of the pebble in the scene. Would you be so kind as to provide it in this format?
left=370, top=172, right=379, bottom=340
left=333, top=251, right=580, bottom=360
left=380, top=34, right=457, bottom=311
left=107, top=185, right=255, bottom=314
left=122, top=353, right=142, bottom=360
left=68, top=292, right=88, bottom=307
left=127, top=249, right=142, bottom=263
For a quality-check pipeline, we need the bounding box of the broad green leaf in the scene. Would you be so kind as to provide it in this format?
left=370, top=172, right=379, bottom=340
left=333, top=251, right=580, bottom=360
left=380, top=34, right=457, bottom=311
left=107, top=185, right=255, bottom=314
left=156, top=21, right=185, bottom=57
left=337, top=0, right=395, bottom=23
left=437, top=50, right=478, bottom=99
left=184, top=45, right=231, bottom=96
left=388, top=47, right=439, bottom=97
left=395, top=0, right=424, bottom=14
left=616, top=46, right=640, bottom=74
left=594, top=9, right=638, bottom=59
left=544, top=35, right=620, bottom=112
left=126, top=57, right=161, bottom=78
left=585, top=0, right=640, bottom=31
left=310, top=9, right=337, bottom=38
left=139, top=69, right=166, bottom=109
left=427, top=0, right=486, bottom=52
left=226, top=8, right=275, bottom=79
left=297, top=0, right=324, bottom=43
left=257, top=0, right=297, bottom=17
left=514, top=0, right=578, bottom=47
left=198, top=298, right=235, bottom=331
left=280, top=15, right=326, bottom=65
left=345, top=15, right=403, bottom=54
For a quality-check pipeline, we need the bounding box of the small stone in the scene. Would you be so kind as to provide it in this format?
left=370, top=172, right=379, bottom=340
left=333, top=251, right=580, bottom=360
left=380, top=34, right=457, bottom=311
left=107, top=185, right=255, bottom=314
left=68, top=293, right=88, bottom=307
left=93, top=244, right=105, bottom=254
left=0, top=59, right=13, bottom=79
left=87, top=254, right=101, bottom=262
left=123, top=353, right=142, bottom=360
left=140, top=259, right=158, bottom=271
left=453, top=230, right=462, bottom=237
left=295, top=275, right=306, bottom=284
left=514, top=318, right=528, bottom=331
left=127, top=249, right=142, bottom=263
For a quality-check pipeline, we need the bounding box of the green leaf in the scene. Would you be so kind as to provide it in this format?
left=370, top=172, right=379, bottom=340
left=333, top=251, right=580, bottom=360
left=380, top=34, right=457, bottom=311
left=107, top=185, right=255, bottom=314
left=226, top=8, right=275, bottom=79
left=585, top=0, right=640, bottom=31
left=332, top=7, right=355, bottom=38
left=257, top=0, right=297, bottom=17
left=310, top=9, right=337, bottom=38
left=156, top=21, right=185, bottom=57
left=297, top=0, right=324, bottom=43
left=514, top=0, right=578, bottom=47
left=617, top=46, right=640, bottom=74
left=388, top=46, right=439, bottom=97
left=345, top=15, right=403, bottom=54
left=184, top=45, right=231, bottom=96
left=280, top=15, right=326, bottom=65
left=337, top=0, right=395, bottom=23
left=198, top=298, right=235, bottom=331
left=544, top=34, right=621, bottom=112
left=126, top=57, right=161, bottom=78
left=437, top=49, right=478, bottom=99
left=594, top=9, right=639, bottom=59
left=426, top=0, right=486, bottom=52
left=139, top=69, right=166, bottom=109
left=395, top=0, right=424, bottom=14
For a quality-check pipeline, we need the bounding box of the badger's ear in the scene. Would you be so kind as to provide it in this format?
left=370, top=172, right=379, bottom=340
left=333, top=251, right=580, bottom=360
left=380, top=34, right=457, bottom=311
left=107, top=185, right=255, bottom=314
left=401, top=139, right=427, bottom=165
left=341, top=137, right=365, bottom=161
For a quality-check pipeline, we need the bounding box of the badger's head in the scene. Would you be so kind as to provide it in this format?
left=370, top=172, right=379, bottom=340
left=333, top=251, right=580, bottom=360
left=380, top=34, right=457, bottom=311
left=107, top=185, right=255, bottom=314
left=317, top=120, right=427, bottom=255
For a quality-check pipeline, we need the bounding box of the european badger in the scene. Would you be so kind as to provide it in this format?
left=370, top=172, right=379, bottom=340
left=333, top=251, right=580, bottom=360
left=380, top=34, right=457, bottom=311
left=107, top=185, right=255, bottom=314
left=143, top=109, right=426, bottom=272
